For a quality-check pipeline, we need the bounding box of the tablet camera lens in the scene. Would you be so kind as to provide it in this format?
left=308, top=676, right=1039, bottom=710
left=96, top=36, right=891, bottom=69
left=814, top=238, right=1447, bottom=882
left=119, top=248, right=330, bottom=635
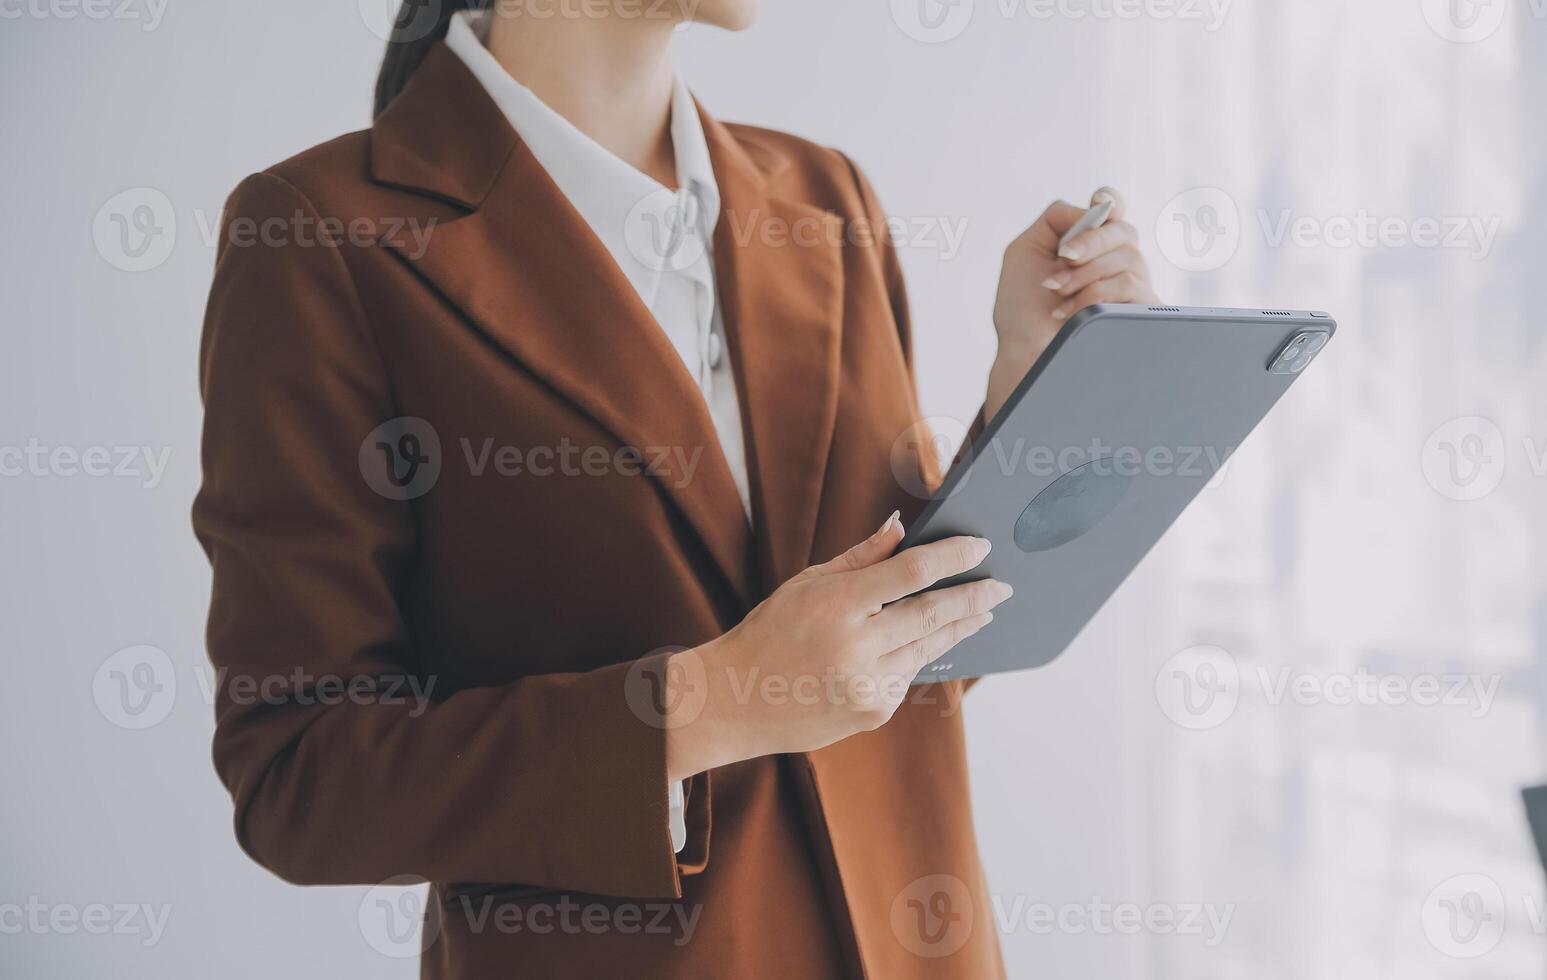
left=1270, top=330, right=1330, bottom=375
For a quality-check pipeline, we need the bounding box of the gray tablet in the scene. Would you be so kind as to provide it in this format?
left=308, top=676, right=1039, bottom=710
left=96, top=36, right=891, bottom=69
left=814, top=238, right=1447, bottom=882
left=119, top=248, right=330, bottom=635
left=902, top=303, right=1336, bottom=681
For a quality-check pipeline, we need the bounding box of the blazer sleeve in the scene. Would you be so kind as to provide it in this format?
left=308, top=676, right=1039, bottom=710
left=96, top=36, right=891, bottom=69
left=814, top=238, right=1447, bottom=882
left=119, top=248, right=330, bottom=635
left=193, top=172, right=705, bottom=898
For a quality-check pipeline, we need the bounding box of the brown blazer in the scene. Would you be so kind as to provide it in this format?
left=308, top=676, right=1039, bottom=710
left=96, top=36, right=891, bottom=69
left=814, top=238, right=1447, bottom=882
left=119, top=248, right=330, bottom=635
left=195, top=44, right=1002, bottom=980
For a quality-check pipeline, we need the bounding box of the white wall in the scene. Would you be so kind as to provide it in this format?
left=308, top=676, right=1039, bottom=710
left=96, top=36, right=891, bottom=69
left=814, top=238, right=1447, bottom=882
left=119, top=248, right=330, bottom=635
left=3, top=2, right=1544, bottom=977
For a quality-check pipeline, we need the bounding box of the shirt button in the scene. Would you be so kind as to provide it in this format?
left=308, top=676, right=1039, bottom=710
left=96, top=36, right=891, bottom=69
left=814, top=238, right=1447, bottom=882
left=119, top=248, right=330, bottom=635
left=707, top=332, right=723, bottom=369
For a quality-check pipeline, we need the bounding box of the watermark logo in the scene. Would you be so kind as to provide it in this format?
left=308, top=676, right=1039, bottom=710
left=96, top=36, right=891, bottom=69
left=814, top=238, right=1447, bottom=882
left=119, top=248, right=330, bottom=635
left=891, top=874, right=975, bottom=958
left=624, top=187, right=710, bottom=274
left=624, top=647, right=708, bottom=729
left=1155, top=646, right=1501, bottom=730
left=891, top=0, right=975, bottom=42
left=1154, top=187, right=1241, bottom=273
left=1421, top=873, right=1506, bottom=958
left=1422, top=416, right=1507, bottom=502
left=360, top=417, right=443, bottom=501
left=1257, top=209, right=1501, bottom=260
left=1154, top=644, right=1240, bottom=730
left=0, top=899, right=171, bottom=946
left=891, top=415, right=972, bottom=500
left=0, top=440, right=171, bottom=489
left=1420, top=0, right=1508, bottom=42
left=92, top=645, right=177, bottom=730
left=93, top=188, right=177, bottom=273
left=0, top=0, right=169, bottom=30
left=359, top=875, right=443, bottom=959
left=359, top=0, right=444, bottom=42
left=989, top=894, right=1234, bottom=945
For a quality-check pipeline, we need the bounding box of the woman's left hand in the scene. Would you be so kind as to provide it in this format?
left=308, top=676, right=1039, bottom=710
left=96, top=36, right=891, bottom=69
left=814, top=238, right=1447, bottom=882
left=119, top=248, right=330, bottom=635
left=986, top=187, right=1159, bottom=418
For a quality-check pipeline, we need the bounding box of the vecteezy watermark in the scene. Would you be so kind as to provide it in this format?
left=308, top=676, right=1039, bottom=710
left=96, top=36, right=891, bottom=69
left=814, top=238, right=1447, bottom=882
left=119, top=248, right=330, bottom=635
left=358, top=0, right=704, bottom=42
left=1419, top=415, right=1547, bottom=502
left=93, top=188, right=177, bottom=273
left=0, top=899, right=172, bottom=947
left=1154, top=187, right=1241, bottom=274
left=0, top=0, right=169, bottom=30
left=1419, top=0, right=1516, bottom=43
left=92, top=647, right=439, bottom=731
left=0, top=440, right=171, bottom=489
left=204, top=209, right=439, bottom=259
left=715, top=209, right=970, bottom=261
left=1154, top=645, right=1240, bottom=730
left=462, top=438, right=704, bottom=489
left=1422, top=416, right=1507, bottom=502
left=446, top=893, right=702, bottom=947
left=892, top=874, right=976, bottom=957
left=1154, top=187, right=1504, bottom=272
left=1257, top=208, right=1501, bottom=261
left=624, top=186, right=711, bottom=274
left=890, top=415, right=971, bottom=501
left=625, top=650, right=967, bottom=730
left=92, top=188, right=441, bottom=273
left=889, top=418, right=1235, bottom=502
left=196, top=668, right=437, bottom=717
left=624, top=647, right=709, bottom=731
left=359, top=876, right=442, bottom=959
left=92, top=645, right=177, bottom=730
left=889, top=875, right=1235, bottom=959
left=358, top=418, right=709, bottom=501
left=360, top=417, right=444, bottom=501
left=990, top=894, right=1235, bottom=946
left=889, top=0, right=1233, bottom=42
left=995, top=0, right=1232, bottom=29
left=1421, top=873, right=1508, bottom=958
left=1154, top=645, right=1502, bottom=731
left=359, top=877, right=702, bottom=958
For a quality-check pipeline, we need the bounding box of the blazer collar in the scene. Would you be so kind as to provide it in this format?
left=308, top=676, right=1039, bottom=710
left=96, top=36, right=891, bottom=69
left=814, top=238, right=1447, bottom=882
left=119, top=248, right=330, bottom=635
left=369, top=45, right=840, bottom=605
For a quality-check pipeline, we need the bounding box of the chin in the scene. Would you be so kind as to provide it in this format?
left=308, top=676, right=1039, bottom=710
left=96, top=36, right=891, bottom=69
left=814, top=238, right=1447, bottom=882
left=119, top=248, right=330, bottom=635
left=690, top=0, right=759, bottom=30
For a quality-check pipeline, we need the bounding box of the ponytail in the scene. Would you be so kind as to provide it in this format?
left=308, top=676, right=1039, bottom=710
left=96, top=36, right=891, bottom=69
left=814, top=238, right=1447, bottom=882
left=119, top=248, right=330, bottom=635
left=374, top=0, right=493, bottom=118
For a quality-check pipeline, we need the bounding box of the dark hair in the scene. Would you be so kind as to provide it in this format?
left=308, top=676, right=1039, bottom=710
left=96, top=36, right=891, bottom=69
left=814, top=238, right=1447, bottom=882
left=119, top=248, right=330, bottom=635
left=374, top=0, right=492, bottom=118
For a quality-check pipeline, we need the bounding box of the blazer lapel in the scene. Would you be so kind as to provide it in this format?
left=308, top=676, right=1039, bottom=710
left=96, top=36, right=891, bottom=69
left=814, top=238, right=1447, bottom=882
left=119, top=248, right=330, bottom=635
left=370, top=47, right=755, bottom=607
left=702, top=113, right=844, bottom=594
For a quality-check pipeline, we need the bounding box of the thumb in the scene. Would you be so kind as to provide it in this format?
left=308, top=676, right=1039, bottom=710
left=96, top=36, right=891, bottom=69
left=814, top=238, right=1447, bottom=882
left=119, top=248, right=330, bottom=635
left=801, top=510, right=904, bottom=579
left=1090, top=186, right=1125, bottom=223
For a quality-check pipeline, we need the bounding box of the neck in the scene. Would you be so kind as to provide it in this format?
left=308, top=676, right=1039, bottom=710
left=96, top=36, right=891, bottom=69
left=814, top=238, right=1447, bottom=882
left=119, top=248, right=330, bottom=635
left=485, top=9, right=679, bottom=186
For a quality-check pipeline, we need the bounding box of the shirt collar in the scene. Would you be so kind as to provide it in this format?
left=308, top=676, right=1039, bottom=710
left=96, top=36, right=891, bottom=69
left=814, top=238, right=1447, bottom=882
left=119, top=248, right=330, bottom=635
left=445, top=11, right=719, bottom=297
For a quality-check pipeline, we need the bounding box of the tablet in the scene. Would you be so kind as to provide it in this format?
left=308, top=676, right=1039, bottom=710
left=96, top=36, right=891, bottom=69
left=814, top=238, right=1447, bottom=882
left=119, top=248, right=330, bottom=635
left=901, top=304, right=1336, bottom=681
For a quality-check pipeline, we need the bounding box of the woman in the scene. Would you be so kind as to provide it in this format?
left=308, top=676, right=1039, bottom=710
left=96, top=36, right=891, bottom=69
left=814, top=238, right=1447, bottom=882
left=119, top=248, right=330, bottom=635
left=193, top=0, right=1159, bottom=976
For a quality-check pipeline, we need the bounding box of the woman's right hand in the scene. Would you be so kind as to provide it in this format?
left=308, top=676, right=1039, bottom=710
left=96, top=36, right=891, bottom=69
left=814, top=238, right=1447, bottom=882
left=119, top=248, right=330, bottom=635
left=665, top=513, right=1011, bottom=781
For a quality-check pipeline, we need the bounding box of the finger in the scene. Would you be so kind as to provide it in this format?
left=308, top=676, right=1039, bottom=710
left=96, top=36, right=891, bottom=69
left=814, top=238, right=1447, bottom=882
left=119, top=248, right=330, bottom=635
left=1041, top=245, right=1147, bottom=297
left=1057, top=219, right=1138, bottom=265
left=1017, top=199, right=1086, bottom=255
left=850, top=535, right=992, bottom=609
left=1090, top=186, right=1126, bottom=224
left=869, top=578, right=1013, bottom=652
left=880, top=611, right=995, bottom=677
left=801, top=510, right=904, bottom=580
left=1049, top=271, right=1158, bottom=323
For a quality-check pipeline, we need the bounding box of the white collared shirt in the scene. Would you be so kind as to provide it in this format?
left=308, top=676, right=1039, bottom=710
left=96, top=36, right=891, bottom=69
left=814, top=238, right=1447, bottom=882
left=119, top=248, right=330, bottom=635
left=446, top=10, right=742, bottom=855
left=446, top=11, right=750, bottom=521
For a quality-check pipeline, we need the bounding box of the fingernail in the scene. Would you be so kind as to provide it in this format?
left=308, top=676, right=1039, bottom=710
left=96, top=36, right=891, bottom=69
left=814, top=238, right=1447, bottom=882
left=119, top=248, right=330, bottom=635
left=1050, top=307, right=1068, bottom=322
left=1058, top=244, right=1081, bottom=260
left=879, top=509, right=900, bottom=536
left=977, top=537, right=993, bottom=560
left=993, top=581, right=1014, bottom=602
left=1041, top=273, right=1068, bottom=290
left=1092, top=190, right=1115, bottom=205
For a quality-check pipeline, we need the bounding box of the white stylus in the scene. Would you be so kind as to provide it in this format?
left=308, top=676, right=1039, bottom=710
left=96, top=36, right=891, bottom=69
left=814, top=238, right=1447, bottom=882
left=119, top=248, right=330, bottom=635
left=1057, top=196, right=1114, bottom=259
